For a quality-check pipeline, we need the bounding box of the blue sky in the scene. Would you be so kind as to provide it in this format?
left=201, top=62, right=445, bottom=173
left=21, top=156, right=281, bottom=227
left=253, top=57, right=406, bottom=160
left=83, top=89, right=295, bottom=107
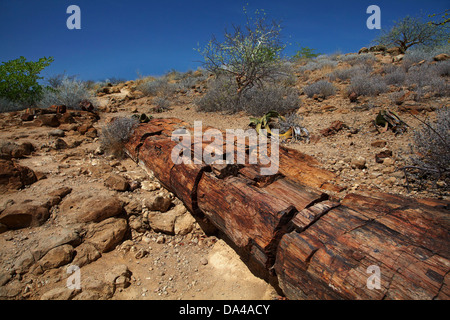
left=0, top=0, right=448, bottom=81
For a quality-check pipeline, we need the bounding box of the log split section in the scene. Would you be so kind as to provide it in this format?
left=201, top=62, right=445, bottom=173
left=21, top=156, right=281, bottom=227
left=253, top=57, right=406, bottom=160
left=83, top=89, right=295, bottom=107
left=123, top=118, right=450, bottom=300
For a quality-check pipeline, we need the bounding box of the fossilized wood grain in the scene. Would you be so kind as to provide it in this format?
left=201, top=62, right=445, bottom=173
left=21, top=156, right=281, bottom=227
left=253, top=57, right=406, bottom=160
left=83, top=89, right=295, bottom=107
left=122, top=118, right=450, bottom=300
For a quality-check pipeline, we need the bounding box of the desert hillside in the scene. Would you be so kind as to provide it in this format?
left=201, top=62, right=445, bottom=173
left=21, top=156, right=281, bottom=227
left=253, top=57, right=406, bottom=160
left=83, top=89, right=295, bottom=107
left=0, top=47, right=449, bottom=300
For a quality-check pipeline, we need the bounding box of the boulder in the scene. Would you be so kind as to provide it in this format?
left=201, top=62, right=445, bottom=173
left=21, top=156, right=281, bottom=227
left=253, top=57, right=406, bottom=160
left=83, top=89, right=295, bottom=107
left=434, top=53, right=450, bottom=62
left=104, top=264, right=131, bottom=291
left=38, top=244, right=74, bottom=271
left=0, top=141, right=34, bottom=159
left=49, top=105, right=67, bottom=114
left=358, top=47, right=369, bottom=54
left=393, top=54, right=405, bottom=62
left=40, top=287, right=80, bottom=300
left=369, top=45, right=386, bottom=52
left=37, top=114, right=60, bottom=127
left=147, top=204, right=186, bottom=235
left=71, top=243, right=102, bottom=268
left=53, top=138, right=69, bottom=150
left=0, top=202, right=49, bottom=229
left=174, top=211, right=196, bottom=235
left=386, top=47, right=403, bottom=56
left=144, top=193, right=172, bottom=212
left=104, top=174, right=129, bottom=191
left=84, top=218, right=128, bottom=253
left=75, top=196, right=123, bottom=223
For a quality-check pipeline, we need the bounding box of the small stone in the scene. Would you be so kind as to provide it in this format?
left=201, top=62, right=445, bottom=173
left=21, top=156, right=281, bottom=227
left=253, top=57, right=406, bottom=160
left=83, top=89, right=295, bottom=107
left=104, top=174, right=129, bottom=192
left=384, top=177, right=397, bottom=186
left=156, top=235, right=165, bottom=244
left=351, top=156, right=366, bottom=169
left=371, top=140, right=387, bottom=148
left=53, top=138, right=68, bottom=150
left=383, top=158, right=395, bottom=166
left=145, top=194, right=172, bottom=213
left=48, top=129, right=65, bottom=137
left=200, top=257, right=208, bottom=265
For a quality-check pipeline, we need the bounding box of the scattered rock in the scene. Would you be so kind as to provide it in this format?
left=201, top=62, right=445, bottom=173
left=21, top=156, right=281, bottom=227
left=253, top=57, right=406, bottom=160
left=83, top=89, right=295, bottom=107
left=433, top=53, right=450, bottom=62
left=0, top=202, right=49, bottom=230
left=38, top=244, right=74, bottom=271
left=40, top=287, right=80, bottom=300
left=369, top=45, right=386, bottom=52
left=48, top=129, right=65, bottom=137
left=147, top=204, right=186, bottom=235
left=76, top=196, right=123, bottom=223
left=20, top=113, right=34, bottom=122
left=200, top=257, right=208, bottom=265
left=104, top=264, right=131, bottom=291
left=145, top=194, right=172, bottom=213
left=348, top=92, right=358, bottom=103
left=71, top=243, right=102, bottom=268
left=0, top=141, right=34, bottom=159
left=371, top=140, right=387, bottom=148
left=76, top=278, right=113, bottom=300
left=156, top=235, right=165, bottom=244
left=84, top=218, right=128, bottom=253
left=384, top=177, right=397, bottom=186
left=386, top=47, right=403, bottom=56
left=174, top=211, right=196, bottom=235
left=393, top=54, right=405, bottom=62
left=351, top=156, right=366, bottom=170
left=53, top=138, right=69, bottom=150
left=37, top=114, right=60, bottom=127
left=48, top=187, right=72, bottom=199
left=358, top=47, right=369, bottom=54
left=141, top=181, right=161, bottom=191
left=375, top=150, right=393, bottom=163
left=320, top=120, right=347, bottom=137
left=0, top=159, right=37, bottom=193
left=104, top=173, right=129, bottom=191
left=383, top=157, right=395, bottom=166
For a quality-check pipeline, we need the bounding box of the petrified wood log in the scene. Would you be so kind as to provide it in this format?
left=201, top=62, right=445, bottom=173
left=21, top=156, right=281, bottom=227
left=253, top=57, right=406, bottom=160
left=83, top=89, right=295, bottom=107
left=275, top=192, right=450, bottom=300
left=122, top=117, right=450, bottom=300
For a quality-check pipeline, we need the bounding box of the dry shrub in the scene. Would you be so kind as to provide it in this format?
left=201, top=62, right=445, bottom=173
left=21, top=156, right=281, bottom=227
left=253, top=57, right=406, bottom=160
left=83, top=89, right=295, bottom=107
left=100, top=117, right=139, bottom=158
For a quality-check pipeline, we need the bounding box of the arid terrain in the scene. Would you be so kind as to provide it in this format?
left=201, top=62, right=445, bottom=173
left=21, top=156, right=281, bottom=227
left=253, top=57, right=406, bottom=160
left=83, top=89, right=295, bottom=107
left=0, top=48, right=449, bottom=300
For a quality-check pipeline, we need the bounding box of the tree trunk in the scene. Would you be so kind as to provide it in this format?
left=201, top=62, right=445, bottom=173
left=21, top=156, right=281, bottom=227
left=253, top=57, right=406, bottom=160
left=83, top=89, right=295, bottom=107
left=122, top=117, right=450, bottom=300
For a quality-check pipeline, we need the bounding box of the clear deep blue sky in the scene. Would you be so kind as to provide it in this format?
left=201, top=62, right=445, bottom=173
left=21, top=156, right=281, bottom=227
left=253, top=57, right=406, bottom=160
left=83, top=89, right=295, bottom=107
left=0, top=0, right=448, bottom=81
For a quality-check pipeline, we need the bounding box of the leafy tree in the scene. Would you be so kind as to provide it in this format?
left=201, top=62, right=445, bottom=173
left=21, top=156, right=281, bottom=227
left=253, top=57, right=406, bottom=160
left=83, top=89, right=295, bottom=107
left=198, top=8, right=286, bottom=96
left=373, top=15, right=449, bottom=52
left=292, top=44, right=321, bottom=60
left=428, top=10, right=450, bottom=26
left=0, top=56, right=54, bottom=106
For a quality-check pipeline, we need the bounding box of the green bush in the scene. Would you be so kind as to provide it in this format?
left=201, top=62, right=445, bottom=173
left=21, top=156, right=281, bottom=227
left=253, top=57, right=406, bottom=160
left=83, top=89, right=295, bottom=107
left=0, top=56, right=54, bottom=109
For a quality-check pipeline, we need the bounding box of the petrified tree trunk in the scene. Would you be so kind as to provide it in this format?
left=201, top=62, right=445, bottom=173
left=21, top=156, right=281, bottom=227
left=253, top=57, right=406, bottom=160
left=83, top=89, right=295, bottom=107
left=122, top=117, right=450, bottom=300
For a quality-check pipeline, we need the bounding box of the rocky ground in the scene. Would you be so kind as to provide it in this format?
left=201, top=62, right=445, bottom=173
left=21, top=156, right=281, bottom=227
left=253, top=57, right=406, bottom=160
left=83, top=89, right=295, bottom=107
left=0, top=49, right=448, bottom=300
left=0, top=104, right=277, bottom=300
